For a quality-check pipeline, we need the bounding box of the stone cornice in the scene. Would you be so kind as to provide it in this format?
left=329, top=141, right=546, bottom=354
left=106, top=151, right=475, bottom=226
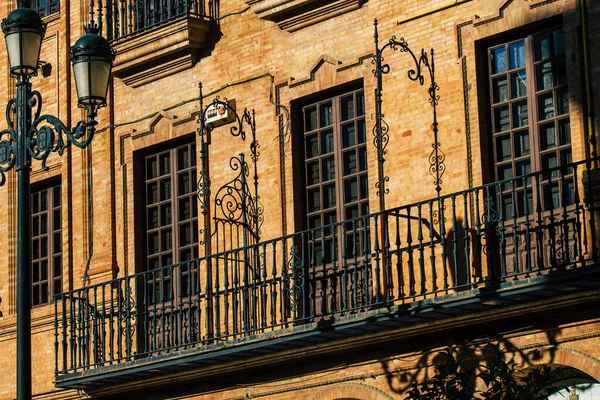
left=244, top=0, right=367, bottom=32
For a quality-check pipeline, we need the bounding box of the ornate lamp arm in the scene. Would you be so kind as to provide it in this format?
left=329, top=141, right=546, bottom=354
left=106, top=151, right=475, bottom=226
left=0, top=88, right=99, bottom=185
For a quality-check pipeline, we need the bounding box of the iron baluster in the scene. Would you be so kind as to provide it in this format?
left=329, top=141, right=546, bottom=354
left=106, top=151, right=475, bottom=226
left=178, top=266, right=184, bottom=347
left=406, top=207, right=415, bottom=296
left=341, top=223, right=349, bottom=312
left=428, top=201, right=437, bottom=292
left=142, top=273, right=147, bottom=353
left=463, top=192, right=471, bottom=285
left=560, top=170, right=570, bottom=266
left=535, top=175, right=544, bottom=272
left=510, top=177, right=519, bottom=276
left=109, top=283, right=115, bottom=361
left=384, top=214, right=391, bottom=303
left=474, top=189, right=482, bottom=282
left=395, top=212, right=404, bottom=299
left=270, top=242, right=277, bottom=327
left=417, top=204, right=426, bottom=295
left=195, top=260, right=202, bottom=344
left=214, top=252, right=221, bottom=338
left=574, top=170, right=584, bottom=263
left=187, top=262, right=193, bottom=345
left=451, top=195, right=459, bottom=286
left=498, top=183, right=507, bottom=278
left=54, top=298, right=59, bottom=375
left=439, top=198, right=448, bottom=290
left=61, top=295, right=67, bottom=372
left=261, top=243, right=268, bottom=328
left=352, top=219, right=359, bottom=308
left=330, top=224, right=338, bottom=312
left=523, top=176, right=532, bottom=275
left=548, top=173, right=557, bottom=269
left=223, top=245, right=230, bottom=336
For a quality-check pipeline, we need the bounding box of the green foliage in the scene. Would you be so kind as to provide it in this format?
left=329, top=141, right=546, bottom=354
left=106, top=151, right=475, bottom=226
left=405, top=345, right=558, bottom=400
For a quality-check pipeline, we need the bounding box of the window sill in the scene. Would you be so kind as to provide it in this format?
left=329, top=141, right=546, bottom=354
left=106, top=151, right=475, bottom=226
left=244, top=0, right=366, bottom=32
left=111, top=14, right=214, bottom=88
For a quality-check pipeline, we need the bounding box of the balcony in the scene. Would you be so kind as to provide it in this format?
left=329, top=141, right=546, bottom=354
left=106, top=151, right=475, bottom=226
left=53, top=158, right=600, bottom=391
left=105, top=0, right=219, bottom=87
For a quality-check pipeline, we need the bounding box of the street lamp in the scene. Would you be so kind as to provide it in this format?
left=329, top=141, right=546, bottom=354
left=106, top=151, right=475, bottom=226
left=0, top=1, right=114, bottom=398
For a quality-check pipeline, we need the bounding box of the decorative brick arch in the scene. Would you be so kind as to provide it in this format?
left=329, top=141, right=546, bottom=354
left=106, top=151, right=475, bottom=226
left=523, top=346, right=600, bottom=382
left=308, top=382, right=394, bottom=400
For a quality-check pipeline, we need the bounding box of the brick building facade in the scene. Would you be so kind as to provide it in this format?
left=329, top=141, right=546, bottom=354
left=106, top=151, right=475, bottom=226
left=1, top=0, right=600, bottom=398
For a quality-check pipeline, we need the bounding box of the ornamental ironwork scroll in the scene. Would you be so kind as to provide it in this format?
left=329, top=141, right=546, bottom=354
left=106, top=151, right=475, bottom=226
left=372, top=19, right=445, bottom=211
left=0, top=88, right=98, bottom=185
left=196, top=83, right=263, bottom=336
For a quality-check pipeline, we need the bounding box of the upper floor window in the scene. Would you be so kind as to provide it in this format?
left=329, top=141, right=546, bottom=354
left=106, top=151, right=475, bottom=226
left=31, top=182, right=62, bottom=306
left=302, top=89, right=369, bottom=264
left=143, top=141, right=198, bottom=272
left=488, top=27, right=572, bottom=218
left=33, top=0, right=59, bottom=17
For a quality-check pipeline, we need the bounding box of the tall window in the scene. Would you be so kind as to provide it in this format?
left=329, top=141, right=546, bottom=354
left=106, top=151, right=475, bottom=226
left=302, top=88, right=368, bottom=264
left=488, top=27, right=572, bottom=218
left=144, top=142, right=198, bottom=271
left=31, top=183, right=62, bottom=306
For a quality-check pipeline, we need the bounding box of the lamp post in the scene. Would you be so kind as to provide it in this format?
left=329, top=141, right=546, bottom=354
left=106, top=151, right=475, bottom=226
left=0, top=2, right=114, bottom=398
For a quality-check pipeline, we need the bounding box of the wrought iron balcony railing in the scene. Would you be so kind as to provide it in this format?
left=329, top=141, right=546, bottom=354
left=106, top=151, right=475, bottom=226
left=102, top=0, right=219, bottom=41
left=54, top=158, right=600, bottom=378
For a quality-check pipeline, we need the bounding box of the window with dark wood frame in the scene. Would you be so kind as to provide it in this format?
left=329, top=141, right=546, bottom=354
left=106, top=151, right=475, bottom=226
left=302, top=88, right=369, bottom=264
left=144, top=141, right=198, bottom=273
left=31, top=182, right=62, bottom=306
left=33, top=0, right=60, bottom=17
left=488, top=26, right=573, bottom=218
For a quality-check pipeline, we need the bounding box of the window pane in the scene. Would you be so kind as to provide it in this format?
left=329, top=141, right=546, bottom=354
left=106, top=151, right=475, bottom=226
left=161, top=204, right=171, bottom=225
left=160, top=178, right=171, bottom=200
left=359, top=147, right=367, bottom=171
left=307, top=188, right=320, bottom=212
left=320, top=102, right=333, bottom=127
left=356, top=91, right=365, bottom=116
left=538, top=93, right=554, bottom=120
left=535, top=62, right=553, bottom=91
left=53, top=186, right=61, bottom=207
left=344, top=177, right=358, bottom=203
left=542, top=153, right=558, bottom=179
left=342, top=123, right=356, bottom=148
left=343, top=151, right=357, bottom=176
left=177, top=147, right=190, bottom=170
left=496, top=135, right=511, bottom=161
left=147, top=182, right=158, bottom=204
left=492, top=76, right=508, bottom=103
left=559, top=119, right=571, bottom=145
left=357, top=119, right=366, bottom=144
left=305, top=106, right=317, bottom=131
left=556, top=58, right=566, bottom=86
left=321, top=129, right=334, bottom=154
left=148, top=207, right=159, bottom=229
left=178, top=173, right=190, bottom=195
left=553, top=29, right=565, bottom=56
left=535, top=33, right=551, bottom=61
left=540, top=122, right=556, bottom=150
left=341, top=95, right=354, bottom=121
left=159, top=153, right=170, bottom=175
left=557, top=88, right=569, bottom=115
left=179, top=198, right=190, bottom=221
left=509, top=42, right=525, bottom=69
left=512, top=100, right=528, bottom=128
left=305, top=134, right=318, bottom=158
left=494, top=105, right=510, bottom=132
left=322, top=157, right=335, bottom=181
left=510, top=71, right=526, bottom=99
left=360, top=174, right=368, bottom=200
left=514, top=130, right=530, bottom=158
left=323, top=184, right=336, bottom=209
left=306, top=161, right=319, bottom=185
left=146, top=158, right=158, bottom=180
left=491, top=47, right=507, bottom=74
